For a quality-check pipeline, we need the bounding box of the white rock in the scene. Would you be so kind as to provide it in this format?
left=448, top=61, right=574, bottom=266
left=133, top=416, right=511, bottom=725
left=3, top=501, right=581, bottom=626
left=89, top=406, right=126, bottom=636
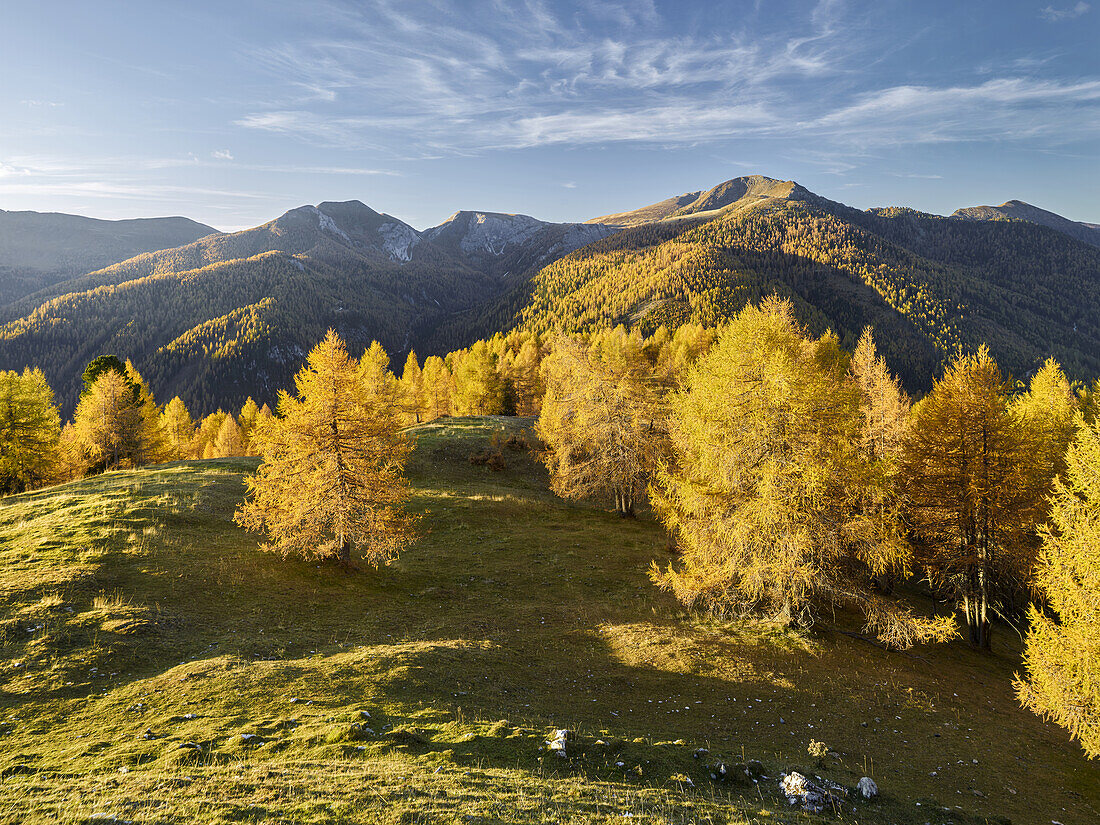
left=857, top=776, right=878, bottom=799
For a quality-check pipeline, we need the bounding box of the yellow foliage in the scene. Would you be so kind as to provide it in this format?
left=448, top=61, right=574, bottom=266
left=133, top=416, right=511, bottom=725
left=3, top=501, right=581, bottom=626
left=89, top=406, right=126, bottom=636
left=235, top=330, right=415, bottom=567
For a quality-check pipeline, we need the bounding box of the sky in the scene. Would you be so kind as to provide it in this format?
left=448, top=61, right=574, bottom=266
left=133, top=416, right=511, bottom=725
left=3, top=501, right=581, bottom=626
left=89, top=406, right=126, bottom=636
left=1, top=0, right=1098, bottom=231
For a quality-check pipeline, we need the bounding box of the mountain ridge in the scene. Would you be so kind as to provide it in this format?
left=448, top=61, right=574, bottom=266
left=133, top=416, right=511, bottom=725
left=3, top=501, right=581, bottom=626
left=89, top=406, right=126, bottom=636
left=0, top=209, right=219, bottom=306
left=2, top=176, right=1099, bottom=416
left=951, top=199, right=1100, bottom=248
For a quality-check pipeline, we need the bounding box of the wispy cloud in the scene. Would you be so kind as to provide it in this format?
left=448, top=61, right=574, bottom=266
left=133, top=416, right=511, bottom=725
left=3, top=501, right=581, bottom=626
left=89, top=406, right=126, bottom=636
left=212, top=149, right=234, bottom=160
left=230, top=0, right=1100, bottom=158
left=235, top=0, right=850, bottom=154
left=1039, top=2, right=1090, bottom=21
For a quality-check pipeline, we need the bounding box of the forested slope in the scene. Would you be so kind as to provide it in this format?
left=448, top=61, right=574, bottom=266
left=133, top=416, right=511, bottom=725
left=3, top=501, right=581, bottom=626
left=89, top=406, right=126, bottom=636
left=0, top=204, right=493, bottom=416
left=435, top=197, right=1100, bottom=391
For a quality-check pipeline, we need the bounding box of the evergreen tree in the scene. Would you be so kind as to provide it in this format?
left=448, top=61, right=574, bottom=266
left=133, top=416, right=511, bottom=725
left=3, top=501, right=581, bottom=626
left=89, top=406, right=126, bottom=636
left=0, top=368, right=62, bottom=494
left=236, top=330, right=414, bottom=567
left=903, top=347, right=1043, bottom=649
left=1015, top=416, right=1100, bottom=759
left=652, top=298, right=952, bottom=648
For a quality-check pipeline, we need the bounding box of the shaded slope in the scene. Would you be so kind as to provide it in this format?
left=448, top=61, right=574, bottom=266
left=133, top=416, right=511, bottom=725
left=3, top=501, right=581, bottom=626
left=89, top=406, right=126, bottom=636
left=0, top=209, right=218, bottom=306
left=424, top=210, right=620, bottom=278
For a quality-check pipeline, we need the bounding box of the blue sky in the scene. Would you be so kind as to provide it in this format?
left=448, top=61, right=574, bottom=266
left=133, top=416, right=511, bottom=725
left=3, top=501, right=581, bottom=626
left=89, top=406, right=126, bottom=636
left=1, top=0, right=1097, bottom=231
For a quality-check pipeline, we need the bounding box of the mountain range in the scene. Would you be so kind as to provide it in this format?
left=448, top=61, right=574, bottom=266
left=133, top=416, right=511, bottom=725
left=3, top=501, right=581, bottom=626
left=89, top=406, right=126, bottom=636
left=0, top=177, right=1097, bottom=415
left=0, top=209, right=217, bottom=306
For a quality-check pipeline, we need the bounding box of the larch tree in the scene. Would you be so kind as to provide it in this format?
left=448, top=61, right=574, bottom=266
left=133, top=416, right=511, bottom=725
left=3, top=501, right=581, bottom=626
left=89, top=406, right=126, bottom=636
left=421, top=356, right=452, bottom=420
left=1015, top=416, right=1100, bottom=759
left=160, top=396, right=196, bottom=460
left=72, top=369, right=142, bottom=472
left=235, top=330, right=415, bottom=567
left=194, top=411, right=228, bottom=459
left=452, top=340, right=504, bottom=415
left=213, top=415, right=244, bottom=457
left=651, top=298, right=952, bottom=648
left=359, top=341, right=400, bottom=408
left=511, top=338, right=544, bottom=416
left=850, top=328, right=912, bottom=594
left=0, top=368, right=62, bottom=494
left=399, top=350, right=425, bottom=424
left=237, top=397, right=261, bottom=454
left=1014, top=358, right=1077, bottom=494
left=123, top=361, right=167, bottom=466
left=537, top=333, right=665, bottom=517
left=902, top=347, right=1043, bottom=650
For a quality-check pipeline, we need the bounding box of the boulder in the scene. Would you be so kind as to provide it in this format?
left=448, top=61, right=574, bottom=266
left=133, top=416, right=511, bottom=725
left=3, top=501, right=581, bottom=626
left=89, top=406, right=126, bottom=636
left=857, top=776, right=878, bottom=799
left=545, top=728, right=572, bottom=757
left=779, top=771, right=844, bottom=815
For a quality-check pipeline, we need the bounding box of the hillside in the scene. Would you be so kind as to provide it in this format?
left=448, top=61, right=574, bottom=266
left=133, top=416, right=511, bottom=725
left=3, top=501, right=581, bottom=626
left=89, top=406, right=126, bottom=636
left=952, top=200, right=1100, bottom=248
left=0, top=203, right=622, bottom=416
left=0, top=209, right=218, bottom=307
left=435, top=191, right=1100, bottom=391
left=0, top=417, right=1096, bottom=824
left=0, top=201, right=496, bottom=415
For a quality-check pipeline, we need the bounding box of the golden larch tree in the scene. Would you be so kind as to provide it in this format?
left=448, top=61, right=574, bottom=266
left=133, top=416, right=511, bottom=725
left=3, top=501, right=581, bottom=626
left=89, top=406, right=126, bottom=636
left=651, top=298, right=952, bottom=648
left=72, top=370, right=142, bottom=472
left=0, top=368, right=61, bottom=494
left=160, top=396, right=196, bottom=460
left=903, top=346, right=1043, bottom=649
left=537, top=332, right=665, bottom=517
left=213, top=415, right=244, bottom=457
left=237, top=397, right=261, bottom=454
left=1015, top=416, right=1100, bottom=759
left=235, top=330, right=414, bottom=567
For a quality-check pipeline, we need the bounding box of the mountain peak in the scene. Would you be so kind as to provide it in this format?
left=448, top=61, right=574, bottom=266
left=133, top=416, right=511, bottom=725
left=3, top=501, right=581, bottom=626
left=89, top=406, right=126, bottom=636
left=587, top=174, right=815, bottom=226
left=952, top=199, right=1100, bottom=248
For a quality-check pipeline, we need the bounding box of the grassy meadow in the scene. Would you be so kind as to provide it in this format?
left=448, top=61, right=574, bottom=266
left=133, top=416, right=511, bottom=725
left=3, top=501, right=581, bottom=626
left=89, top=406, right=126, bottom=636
left=0, top=417, right=1096, bottom=824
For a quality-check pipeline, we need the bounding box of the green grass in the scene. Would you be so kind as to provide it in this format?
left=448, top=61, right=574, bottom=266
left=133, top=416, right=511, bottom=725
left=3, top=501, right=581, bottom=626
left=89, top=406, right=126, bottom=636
left=0, top=416, right=1096, bottom=824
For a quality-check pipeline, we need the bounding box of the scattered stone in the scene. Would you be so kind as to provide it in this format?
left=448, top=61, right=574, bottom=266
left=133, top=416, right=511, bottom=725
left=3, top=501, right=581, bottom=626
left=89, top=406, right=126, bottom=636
left=545, top=728, right=572, bottom=757
left=182, top=713, right=197, bottom=720
left=709, top=762, right=751, bottom=785
left=746, top=760, right=766, bottom=779
left=141, top=728, right=157, bottom=740
left=238, top=733, right=264, bottom=746
left=693, top=747, right=709, bottom=759
left=857, top=776, right=879, bottom=799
